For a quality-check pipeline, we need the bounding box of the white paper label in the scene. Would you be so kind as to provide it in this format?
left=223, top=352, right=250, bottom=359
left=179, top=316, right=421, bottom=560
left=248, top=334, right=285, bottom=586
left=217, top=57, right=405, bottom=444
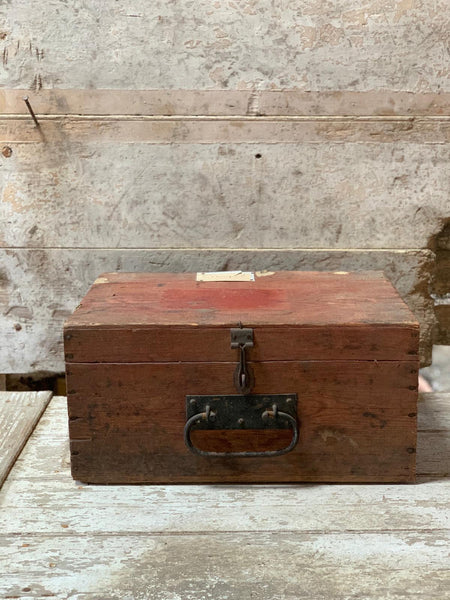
left=196, top=271, right=255, bottom=282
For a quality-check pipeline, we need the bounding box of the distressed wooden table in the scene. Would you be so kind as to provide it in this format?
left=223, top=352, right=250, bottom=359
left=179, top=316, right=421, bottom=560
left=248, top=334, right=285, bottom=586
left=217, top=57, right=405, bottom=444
left=1, top=393, right=450, bottom=599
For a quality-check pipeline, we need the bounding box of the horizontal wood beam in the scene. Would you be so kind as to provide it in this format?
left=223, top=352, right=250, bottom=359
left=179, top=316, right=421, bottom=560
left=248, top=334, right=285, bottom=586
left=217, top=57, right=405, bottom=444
left=1, top=90, right=449, bottom=117
left=1, top=117, right=449, bottom=144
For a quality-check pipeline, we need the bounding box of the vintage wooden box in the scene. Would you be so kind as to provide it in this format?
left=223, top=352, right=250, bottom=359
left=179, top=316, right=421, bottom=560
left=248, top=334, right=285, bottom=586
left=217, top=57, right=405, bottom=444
left=64, top=271, right=419, bottom=483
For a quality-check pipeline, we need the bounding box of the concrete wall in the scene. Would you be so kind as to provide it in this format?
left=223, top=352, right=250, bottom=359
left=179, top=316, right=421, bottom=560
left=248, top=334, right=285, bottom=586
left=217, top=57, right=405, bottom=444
left=1, top=1, right=449, bottom=371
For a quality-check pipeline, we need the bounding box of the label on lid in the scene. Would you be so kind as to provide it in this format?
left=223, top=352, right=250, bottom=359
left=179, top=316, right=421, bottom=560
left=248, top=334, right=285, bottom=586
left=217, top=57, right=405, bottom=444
left=196, top=271, right=255, bottom=282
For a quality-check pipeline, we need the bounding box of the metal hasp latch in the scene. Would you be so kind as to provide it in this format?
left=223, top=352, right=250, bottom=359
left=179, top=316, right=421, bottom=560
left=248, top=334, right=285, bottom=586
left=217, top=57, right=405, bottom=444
left=183, top=323, right=300, bottom=458
left=230, top=324, right=254, bottom=394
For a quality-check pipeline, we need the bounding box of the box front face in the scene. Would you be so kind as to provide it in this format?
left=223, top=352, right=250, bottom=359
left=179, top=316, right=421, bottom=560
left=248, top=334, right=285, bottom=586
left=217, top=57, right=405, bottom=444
left=65, top=271, right=419, bottom=483
left=67, top=359, right=418, bottom=483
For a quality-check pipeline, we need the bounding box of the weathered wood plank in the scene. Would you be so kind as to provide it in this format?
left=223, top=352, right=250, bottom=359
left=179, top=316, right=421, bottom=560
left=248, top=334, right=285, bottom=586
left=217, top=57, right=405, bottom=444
left=0, top=1, right=449, bottom=91
left=1, top=143, right=447, bottom=250
left=66, top=360, right=417, bottom=484
left=3, top=477, right=450, bottom=534
left=1, top=531, right=450, bottom=600
left=1, top=117, right=450, bottom=144
left=2, top=90, right=450, bottom=117
left=0, top=391, right=52, bottom=487
left=0, top=248, right=435, bottom=372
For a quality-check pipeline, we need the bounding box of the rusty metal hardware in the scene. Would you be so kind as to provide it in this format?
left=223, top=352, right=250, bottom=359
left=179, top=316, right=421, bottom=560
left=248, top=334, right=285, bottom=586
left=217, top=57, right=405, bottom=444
left=184, top=394, right=299, bottom=458
left=231, top=324, right=254, bottom=394
left=23, top=96, right=40, bottom=128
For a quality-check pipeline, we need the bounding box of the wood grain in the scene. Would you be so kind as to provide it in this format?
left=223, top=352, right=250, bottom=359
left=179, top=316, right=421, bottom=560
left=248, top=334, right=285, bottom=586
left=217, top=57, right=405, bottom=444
left=2, top=89, right=450, bottom=116
left=1, top=532, right=449, bottom=600
left=1, top=143, right=447, bottom=251
left=2, top=116, right=450, bottom=144
left=0, top=391, right=52, bottom=488
left=65, top=325, right=419, bottom=363
left=65, top=271, right=418, bottom=328
left=67, top=361, right=417, bottom=483
left=0, top=529, right=450, bottom=600
left=65, top=271, right=419, bottom=483
left=0, top=394, right=449, bottom=600
left=1, top=1, right=449, bottom=93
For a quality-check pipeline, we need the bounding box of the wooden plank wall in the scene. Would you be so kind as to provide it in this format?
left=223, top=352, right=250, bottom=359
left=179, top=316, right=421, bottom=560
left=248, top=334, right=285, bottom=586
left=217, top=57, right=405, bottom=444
left=0, top=1, right=449, bottom=372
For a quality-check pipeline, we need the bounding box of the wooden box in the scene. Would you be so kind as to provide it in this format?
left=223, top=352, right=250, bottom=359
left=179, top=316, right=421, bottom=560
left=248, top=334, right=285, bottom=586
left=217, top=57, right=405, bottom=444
left=64, top=271, right=419, bottom=483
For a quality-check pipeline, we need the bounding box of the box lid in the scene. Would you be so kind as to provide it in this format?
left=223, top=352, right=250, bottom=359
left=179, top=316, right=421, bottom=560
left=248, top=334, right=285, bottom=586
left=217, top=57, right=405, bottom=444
left=64, top=271, right=419, bottom=363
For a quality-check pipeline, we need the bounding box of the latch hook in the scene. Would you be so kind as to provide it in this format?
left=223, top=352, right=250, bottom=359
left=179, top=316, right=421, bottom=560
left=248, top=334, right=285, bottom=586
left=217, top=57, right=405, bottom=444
left=230, top=324, right=254, bottom=394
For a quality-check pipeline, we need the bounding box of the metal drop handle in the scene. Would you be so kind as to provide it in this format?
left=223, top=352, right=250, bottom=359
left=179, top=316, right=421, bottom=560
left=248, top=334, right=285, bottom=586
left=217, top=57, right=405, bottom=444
left=184, top=403, right=299, bottom=458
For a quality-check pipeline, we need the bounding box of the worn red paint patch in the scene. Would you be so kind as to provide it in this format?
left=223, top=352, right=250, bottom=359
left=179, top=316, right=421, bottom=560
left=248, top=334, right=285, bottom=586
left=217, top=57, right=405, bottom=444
left=162, top=288, right=284, bottom=310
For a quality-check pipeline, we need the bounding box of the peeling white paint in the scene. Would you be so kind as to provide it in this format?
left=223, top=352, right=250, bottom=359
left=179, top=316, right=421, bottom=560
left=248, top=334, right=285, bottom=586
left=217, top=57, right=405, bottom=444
left=0, top=1, right=449, bottom=91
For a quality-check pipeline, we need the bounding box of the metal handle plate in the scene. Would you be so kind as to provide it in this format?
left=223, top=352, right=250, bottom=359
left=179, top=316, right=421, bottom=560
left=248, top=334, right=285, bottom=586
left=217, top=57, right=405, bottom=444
left=184, top=394, right=299, bottom=458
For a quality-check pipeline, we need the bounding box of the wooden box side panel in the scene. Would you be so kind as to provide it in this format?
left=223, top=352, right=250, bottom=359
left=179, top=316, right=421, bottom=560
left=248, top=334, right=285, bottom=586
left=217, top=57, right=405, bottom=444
left=64, top=324, right=419, bottom=363
left=66, top=360, right=418, bottom=484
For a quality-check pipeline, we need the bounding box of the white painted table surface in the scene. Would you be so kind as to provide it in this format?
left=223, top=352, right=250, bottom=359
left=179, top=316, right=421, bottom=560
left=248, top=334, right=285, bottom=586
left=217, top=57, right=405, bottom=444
left=1, top=394, right=449, bottom=600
